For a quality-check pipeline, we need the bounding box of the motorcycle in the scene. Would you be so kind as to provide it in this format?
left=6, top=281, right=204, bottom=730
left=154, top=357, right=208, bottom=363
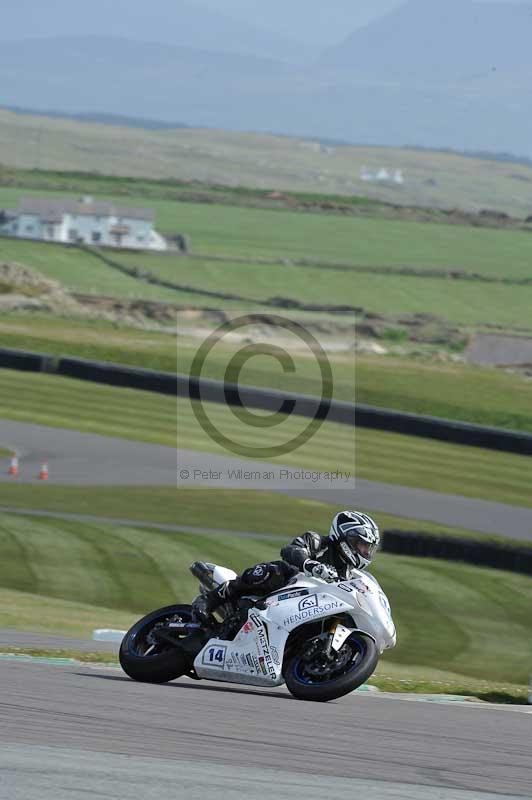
left=119, top=560, right=396, bottom=702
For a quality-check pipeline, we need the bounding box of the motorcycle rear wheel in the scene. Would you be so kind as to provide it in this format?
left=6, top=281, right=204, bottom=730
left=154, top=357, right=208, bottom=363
left=119, top=604, right=193, bottom=684
left=284, top=632, right=378, bottom=702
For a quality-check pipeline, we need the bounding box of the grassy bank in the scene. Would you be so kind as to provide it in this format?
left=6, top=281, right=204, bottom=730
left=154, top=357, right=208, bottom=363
left=0, top=484, right=521, bottom=547
left=2, top=315, right=532, bottom=431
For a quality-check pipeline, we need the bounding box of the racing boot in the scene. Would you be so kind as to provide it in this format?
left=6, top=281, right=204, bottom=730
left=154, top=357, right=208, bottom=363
left=191, top=594, right=215, bottom=626
left=191, top=582, right=233, bottom=626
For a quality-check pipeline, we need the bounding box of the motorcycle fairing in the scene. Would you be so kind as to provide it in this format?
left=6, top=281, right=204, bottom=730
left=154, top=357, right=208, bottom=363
left=194, top=591, right=353, bottom=686
left=194, top=608, right=289, bottom=686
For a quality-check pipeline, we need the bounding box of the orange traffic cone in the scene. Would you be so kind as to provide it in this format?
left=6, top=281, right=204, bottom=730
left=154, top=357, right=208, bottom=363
left=39, top=462, right=49, bottom=481
left=8, top=453, right=19, bottom=476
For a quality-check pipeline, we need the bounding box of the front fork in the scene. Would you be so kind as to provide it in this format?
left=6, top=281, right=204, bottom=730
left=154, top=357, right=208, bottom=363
left=323, top=618, right=356, bottom=659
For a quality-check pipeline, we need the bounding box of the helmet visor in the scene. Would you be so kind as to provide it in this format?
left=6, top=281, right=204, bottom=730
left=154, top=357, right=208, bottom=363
left=346, top=532, right=378, bottom=561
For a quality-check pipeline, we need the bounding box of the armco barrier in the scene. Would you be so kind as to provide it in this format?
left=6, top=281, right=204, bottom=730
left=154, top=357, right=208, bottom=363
left=56, top=355, right=532, bottom=456
left=1, top=346, right=532, bottom=455
left=355, top=404, right=532, bottom=455
left=57, top=357, right=178, bottom=395
left=0, top=347, right=54, bottom=373
left=382, top=530, right=532, bottom=575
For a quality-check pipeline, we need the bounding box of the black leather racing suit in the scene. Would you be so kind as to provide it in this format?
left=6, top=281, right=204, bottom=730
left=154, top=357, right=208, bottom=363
left=204, top=530, right=351, bottom=613
left=280, top=530, right=354, bottom=579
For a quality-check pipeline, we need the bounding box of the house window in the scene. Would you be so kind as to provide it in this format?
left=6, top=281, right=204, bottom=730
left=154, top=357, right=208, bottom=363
left=68, top=229, right=78, bottom=241
left=47, top=226, right=54, bottom=238
left=25, top=225, right=33, bottom=232
left=92, top=232, right=102, bottom=243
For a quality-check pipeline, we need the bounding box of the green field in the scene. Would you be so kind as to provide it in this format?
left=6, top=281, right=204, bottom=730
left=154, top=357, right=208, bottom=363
left=0, top=369, right=531, bottom=508
left=0, top=510, right=529, bottom=688
left=4, top=107, right=532, bottom=216
left=2, top=185, right=532, bottom=278
left=2, top=212, right=532, bottom=330
left=0, top=238, right=179, bottom=302
left=117, top=251, right=532, bottom=330
left=115, top=220, right=532, bottom=280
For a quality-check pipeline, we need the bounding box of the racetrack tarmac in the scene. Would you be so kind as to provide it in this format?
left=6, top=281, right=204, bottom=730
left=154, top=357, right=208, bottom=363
left=1, top=419, right=532, bottom=540
left=1, top=659, right=531, bottom=800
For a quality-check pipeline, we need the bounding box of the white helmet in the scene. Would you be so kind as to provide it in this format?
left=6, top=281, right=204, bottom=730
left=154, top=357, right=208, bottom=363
left=329, top=510, right=380, bottom=571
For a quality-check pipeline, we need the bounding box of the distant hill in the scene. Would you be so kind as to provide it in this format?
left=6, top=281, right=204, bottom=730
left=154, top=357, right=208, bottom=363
left=321, top=0, right=532, bottom=78
left=0, top=0, right=315, bottom=63
left=3, top=107, right=191, bottom=131
left=6, top=105, right=532, bottom=168
left=3, top=0, right=532, bottom=158
left=0, top=36, right=289, bottom=127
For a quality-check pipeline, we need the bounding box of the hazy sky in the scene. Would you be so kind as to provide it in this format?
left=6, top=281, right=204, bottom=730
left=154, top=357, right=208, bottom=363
left=202, top=0, right=532, bottom=44
left=2, top=0, right=532, bottom=48
left=203, top=0, right=404, bottom=44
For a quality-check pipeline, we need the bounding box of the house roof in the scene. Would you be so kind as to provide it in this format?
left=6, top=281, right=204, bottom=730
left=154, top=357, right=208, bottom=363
left=18, top=197, right=154, bottom=222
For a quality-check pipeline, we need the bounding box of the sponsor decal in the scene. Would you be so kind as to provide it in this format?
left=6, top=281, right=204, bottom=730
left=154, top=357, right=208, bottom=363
left=270, top=646, right=280, bottom=665
left=298, top=595, right=319, bottom=611
left=241, top=620, right=254, bottom=634
left=266, top=589, right=309, bottom=606
left=258, top=657, right=268, bottom=676
left=338, top=582, right=353, bottom=593
left=283, top=600, right=341, bottom=627
left=252, top=617, right=277, bottom=680
left=351, top=579, right=371, bottom=595
left=201, top=645, right=227, bottom=668
left=245, top=653, right=256, bottom=673
left=279, top=590, right=309, bottom=602
left=252, top=565, right=265, bottom=578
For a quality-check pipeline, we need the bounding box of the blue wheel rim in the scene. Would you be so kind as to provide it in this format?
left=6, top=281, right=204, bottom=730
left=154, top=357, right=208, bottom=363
left=292, top=637, right=366, bottom=686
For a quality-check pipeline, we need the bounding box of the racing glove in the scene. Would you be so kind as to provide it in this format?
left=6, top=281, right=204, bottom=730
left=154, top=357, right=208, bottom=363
left=303, top=559, right=338, bottom=583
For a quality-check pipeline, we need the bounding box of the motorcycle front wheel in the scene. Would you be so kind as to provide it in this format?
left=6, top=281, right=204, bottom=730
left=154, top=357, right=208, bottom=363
left=119, top=604, right=193, bottom=684
left=284, top=632, right=378, bottom=702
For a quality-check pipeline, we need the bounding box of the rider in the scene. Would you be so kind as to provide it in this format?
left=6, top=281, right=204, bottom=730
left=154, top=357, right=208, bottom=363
left=192, top=510, right=380, bottom=625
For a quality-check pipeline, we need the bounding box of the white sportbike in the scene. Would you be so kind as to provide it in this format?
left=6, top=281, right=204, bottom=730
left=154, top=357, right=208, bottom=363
left=120, top=560, right=396, bottom=702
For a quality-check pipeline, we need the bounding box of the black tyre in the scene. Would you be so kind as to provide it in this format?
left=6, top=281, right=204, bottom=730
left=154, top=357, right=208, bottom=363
left=284, top=632, right=379, bottom=702
left=119, top=604, right=193, bottom=684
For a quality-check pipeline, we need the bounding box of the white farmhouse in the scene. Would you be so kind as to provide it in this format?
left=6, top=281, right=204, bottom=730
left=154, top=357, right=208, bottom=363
left=0, top=196, right=167, bottom=251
